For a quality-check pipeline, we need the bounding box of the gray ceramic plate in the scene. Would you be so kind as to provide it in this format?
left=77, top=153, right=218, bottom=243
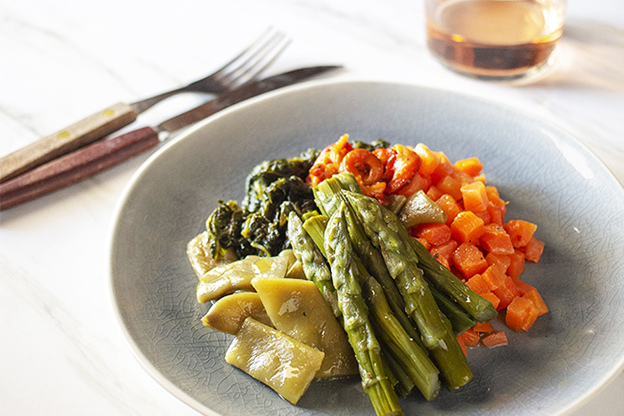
left=109, top=80, right=624, bottom=416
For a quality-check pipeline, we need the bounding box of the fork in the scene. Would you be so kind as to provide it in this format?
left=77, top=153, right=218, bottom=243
left=0, top=28, right=289, bottom=183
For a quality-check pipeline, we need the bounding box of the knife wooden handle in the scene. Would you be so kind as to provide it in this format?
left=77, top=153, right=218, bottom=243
left=0, top=102, right=138, bottom=183
left=0, top=126, right=159, bottom=211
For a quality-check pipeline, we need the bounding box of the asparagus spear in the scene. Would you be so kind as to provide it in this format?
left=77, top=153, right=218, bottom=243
left=338, top=190, right=473, bottom=389
left=324, top=205, right=403, bottom=416
left=358, top=261, right=441, bottom=401
left=287, top=211, right=341, bottom=319
left=305, top=207, right=426, bottom=351
left=430, top=285, right=477, bottom=335
left=304, top=207, right=441, bottom=401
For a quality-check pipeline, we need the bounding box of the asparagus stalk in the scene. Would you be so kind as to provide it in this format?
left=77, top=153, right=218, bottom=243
left=287, top=211, right=341, bottom=319
left=339, top=190, right=473, bottom=389
left=430, top=285, right=477, bottom=335
left=305, top=205, right=426, bottom=352
left=303, top=209, right=440, bottom=400
left=324, top=205, right=403, bottom=416
left=358, top=261, right=441, bottom=401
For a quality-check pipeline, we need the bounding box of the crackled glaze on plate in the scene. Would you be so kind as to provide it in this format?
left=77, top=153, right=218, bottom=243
left=109, top=81, right=624, bottom=416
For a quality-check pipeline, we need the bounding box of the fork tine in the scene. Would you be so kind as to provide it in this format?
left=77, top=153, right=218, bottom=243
left=223, top=34, right=291, bottom=89
left=207, top=27, right=276, bottom=76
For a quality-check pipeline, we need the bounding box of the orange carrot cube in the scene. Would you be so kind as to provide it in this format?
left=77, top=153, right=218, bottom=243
left=436, top=194, right=463, bottom=225
left=473, top=209, right=492, bottom=225
left=473, top=322, right=494, bottom=333
left=397, top=174, right=431, bottom=198
left=480, top=224, right=515, bottom=255
left=485, top=252, right=511, bottom=274
left=507, top=250, right=526, bottom=279
left=430, top=162, right=455, bottom=184
left=506, top=296, right=539, bottom=331
left=480, top=291, right=501, bottom=310
left=416, top=223, right=452, bottom=246
left=437, top=175, right=463, bottom=200
left=426, top=185, right=444, bottom=201
left=458, top=328, right=481, bottom=348
left=523, top=290, right=549, bottom=316
left=414, top=143, right=441, bottom=176
left=523, top=237, right=545, bottom=263
left=452, top=243, right=488, bottom=279
left=492, top=276, right=521, bottom=310
left=505, top=220, right=538, bottom=248
left=481, top=264, right=507, bottom=291
left=454, top=157, right=484, bottom=177
left=451, top=211, right=485, bottom=244
left=461, top=181, right=488, bottom=212
left=481, top=331, right=509, bottom=348
left=456, top=334, right=467, bottom=355
left=465, top=274, right=489, bottom=294
left=429, top=239, right=459, bottom=260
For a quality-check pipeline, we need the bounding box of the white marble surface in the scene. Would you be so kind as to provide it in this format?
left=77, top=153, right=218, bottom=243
left=1, top=1, right=623, bottom=415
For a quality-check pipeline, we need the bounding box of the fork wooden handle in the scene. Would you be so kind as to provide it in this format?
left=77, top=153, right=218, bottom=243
left=0, top=102, right=138, bottom=183
left=0, top=126, right=159, bottom=211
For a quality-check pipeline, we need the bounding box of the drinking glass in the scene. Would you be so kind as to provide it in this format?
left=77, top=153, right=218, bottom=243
left=425, top=0, right=566, bottom=81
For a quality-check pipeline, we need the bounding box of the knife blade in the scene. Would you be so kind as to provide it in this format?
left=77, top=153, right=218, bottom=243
left=0, top=65, right=342, bottom=211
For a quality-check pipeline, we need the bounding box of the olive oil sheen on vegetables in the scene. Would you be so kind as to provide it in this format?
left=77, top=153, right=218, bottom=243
left=426, top=0, right=565, bottom=80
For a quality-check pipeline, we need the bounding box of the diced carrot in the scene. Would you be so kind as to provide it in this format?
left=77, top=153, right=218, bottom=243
left=473, top=209, right=491, bottom=225
left=492, top=276, right=521, bottom=310
left=437, top=175, right=463, bottom=200
left=461, top=181, right=488, bottom=212
left=429, top=239, right=458, bottom=259
left=426, top=185, right=444, bottom=201
left=506, top=296, right=539, bottom=331
left=474, top=174, right=486, bottom=184
left=456, top=334, right=467, bottom=355
left=481, top=264, right=507, bottom=292
left=513, top=279, right=535, bottom=295
left=436, top=194, right=463, bottom=225
left=458, top=327, right=481, bottom=348
left=485, top=252, right=511, bottom=274
left=487, top=202, right=505, bottom=226
left=507, top=250, right=526, bottom=279
left=450, top=169, right=474, bottom=186
left=465, top=274, right=489, bottom=294
left=452, top=243, right=488, bottom=279
left=480, top=224, right=515, bottom=255
left=454, top=157, right=484, bottom=177
left=397, top=173, right=431, bottom=198
left=415, top=143, right=441, bottom=176
left=481, top=331, right=509, bottom=348
left=473, top=322, right=494, bottom=333
left=430, top=161, right=455, bottom=184
left=485, top=186, right=506, bottom=209
left=451, top=211, right=485, bottom=244
left=416, top=223, right=452, bottom=246
left=523, top=237, right=545, bottom=263
left=523, top=290, right=549, bottom=316
left=504, top=220, right=538, bottom=248
left=480, top=291, right=501, bottom=310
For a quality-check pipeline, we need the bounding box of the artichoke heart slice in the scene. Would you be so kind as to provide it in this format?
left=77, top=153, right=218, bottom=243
left=202, top=292, right=272, bottom=335
left=226, top=317, right=324, bottom=405
left=253, top=278, right=358, bottom=378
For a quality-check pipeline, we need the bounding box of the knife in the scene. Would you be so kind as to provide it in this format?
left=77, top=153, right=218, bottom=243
left=0, top=65, right=341, bottom=211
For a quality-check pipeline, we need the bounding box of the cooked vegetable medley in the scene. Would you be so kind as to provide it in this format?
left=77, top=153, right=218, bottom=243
left=187, top=135, right=548, bottom=415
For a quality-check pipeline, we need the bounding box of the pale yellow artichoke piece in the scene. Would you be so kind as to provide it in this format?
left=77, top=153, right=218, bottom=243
left=201, top=292, right=272, bottom=335
left=186, top=231, right=236, bottom=278
left=196, top=256, right=259, bottom=303
left=225, top=318, right=324, bottom=405
left=253, top=278, right=358, bottom=378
